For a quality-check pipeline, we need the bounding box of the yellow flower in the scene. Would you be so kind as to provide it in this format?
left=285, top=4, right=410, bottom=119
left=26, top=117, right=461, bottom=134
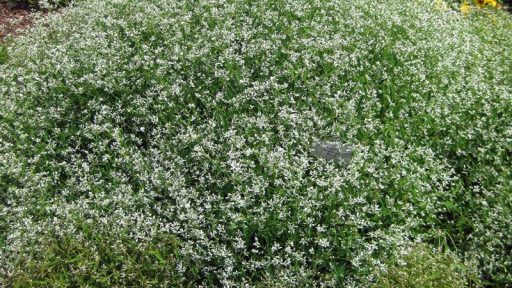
left=460, top=3, right=472, bottom=14
left=475, top=0, right=486, bottom=8
left=486, top=0, right=497, bottom=8
left=474, top=0, right=498, bottom=8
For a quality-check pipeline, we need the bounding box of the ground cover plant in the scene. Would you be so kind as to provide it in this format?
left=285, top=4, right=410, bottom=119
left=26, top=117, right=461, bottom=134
left=0, top=0, right=511, bottom=286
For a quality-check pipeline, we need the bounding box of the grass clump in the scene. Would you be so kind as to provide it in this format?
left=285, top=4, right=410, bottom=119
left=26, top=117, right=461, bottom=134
left=0, top=45, right=7, bottom=65
left=375, top=244, right=477, bottom=288
left=0, top=0, right=511, bottom=286
left=10, top=227, right=182, bottom=287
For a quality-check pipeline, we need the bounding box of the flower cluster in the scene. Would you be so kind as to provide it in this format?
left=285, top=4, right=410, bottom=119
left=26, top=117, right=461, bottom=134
left=475, top=0, right=499, bottom=8
left=0, top=0, right=511, bottom=286
left=457, top=0, right=505, bottom=14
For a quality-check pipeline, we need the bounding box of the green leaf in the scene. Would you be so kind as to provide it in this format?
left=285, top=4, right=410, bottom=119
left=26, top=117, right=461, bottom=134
left=0, top=45, right=8, bottom=65
left=149, top=250, right=166, bottom=264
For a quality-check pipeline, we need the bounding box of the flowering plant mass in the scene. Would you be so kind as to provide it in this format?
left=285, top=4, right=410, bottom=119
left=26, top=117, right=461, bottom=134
left=0, top=0, right=511, bottom=286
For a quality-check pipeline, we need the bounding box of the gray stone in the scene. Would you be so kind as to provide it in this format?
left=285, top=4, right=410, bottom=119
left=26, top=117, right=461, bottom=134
left=312, top=141, right=353, bottom=165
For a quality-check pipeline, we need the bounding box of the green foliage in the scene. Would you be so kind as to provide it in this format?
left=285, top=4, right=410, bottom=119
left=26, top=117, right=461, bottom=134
left=0, top=45, right=7, bottom=65
left=374, top=245, right=478, bottom=288
left=7, top=223, right=182, bottom=287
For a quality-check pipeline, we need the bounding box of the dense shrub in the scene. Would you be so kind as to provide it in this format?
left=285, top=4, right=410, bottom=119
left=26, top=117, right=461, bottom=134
left=0, top=0, right=511, bottom=286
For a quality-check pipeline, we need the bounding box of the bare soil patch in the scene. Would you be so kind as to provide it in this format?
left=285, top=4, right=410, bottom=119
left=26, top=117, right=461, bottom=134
left=0, top=2, right=38, bottom=41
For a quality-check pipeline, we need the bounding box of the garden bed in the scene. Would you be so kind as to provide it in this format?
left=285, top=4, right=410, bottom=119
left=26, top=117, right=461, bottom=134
left=0, top=2, right=37, bottom=41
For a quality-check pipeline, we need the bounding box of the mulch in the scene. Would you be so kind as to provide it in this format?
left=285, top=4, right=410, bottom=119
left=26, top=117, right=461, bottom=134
left=0, top=2, right=38, bottom=41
